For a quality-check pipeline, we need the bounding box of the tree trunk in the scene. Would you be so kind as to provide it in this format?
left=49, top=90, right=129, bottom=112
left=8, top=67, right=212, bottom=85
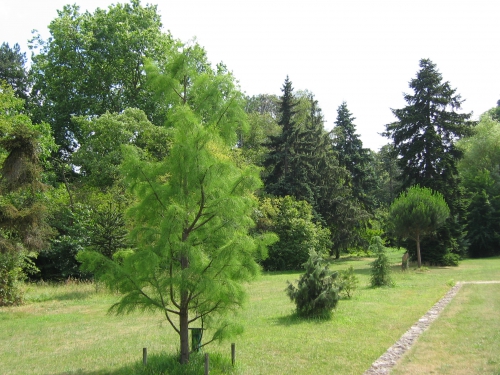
left=179, top=303, right=190, bottom=364
left=179, top=254, right=190, bottom=364
left=416, top=233, right=422, bottom=268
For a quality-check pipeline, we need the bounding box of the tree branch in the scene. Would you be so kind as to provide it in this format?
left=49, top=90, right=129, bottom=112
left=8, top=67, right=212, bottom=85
left=139, top=168, right=167, bottom=214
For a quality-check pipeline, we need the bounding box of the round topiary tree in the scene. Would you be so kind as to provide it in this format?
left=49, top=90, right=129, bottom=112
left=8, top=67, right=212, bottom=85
left=389, top=185, right=450, bottom=268
left=286, top=250, right=340, bottom=318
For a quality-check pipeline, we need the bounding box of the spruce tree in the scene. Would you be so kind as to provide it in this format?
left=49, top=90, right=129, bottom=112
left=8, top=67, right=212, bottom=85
left=0, top=43, right=28, bottom=100
left=385, top=59, right=474, bottom=262
left=263, top=82, right=367, bottom=259
left=263, top=76, right=301, bottom=197
left=332, top=102, right=377, bottom=213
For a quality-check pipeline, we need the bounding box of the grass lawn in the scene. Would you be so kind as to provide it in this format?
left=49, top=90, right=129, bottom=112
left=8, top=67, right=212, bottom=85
left=391, top=282, right=500, bottom=375
left=1, top=251, right=499, bottom=374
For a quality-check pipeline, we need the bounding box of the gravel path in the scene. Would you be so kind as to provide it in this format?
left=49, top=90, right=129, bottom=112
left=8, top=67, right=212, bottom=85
left=363, top=281, right=500, bottom=375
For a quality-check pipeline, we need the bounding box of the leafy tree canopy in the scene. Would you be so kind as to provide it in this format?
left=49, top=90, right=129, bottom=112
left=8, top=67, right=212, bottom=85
left=389, top=185, right=450, bottom=267
left=457, top=113, right=500, bottom=257
left=257, top=196, right=331, bottom=271
left=72, top=108, right=171, bottom=190
left=29, top=0, right=172, bottom=153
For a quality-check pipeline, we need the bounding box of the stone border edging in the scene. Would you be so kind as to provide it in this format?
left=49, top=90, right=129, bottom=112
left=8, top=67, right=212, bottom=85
left=363, top=281, right=500, bottom=375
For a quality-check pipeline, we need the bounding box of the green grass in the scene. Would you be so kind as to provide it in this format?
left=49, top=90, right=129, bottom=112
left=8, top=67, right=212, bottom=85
left=1, top=252, right=499, bottom=374
left=391, top=282, right=500, bottom=375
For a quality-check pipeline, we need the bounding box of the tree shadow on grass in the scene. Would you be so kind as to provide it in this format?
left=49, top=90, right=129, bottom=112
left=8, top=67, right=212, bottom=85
left=28, top=290, right=95, bottom=303
left=272, top=311, right=333, bottom=327
left=46, top=352, right=236, bottom=375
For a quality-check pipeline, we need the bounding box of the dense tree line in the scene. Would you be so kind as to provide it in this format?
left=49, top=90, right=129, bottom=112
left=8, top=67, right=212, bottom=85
left=1, top=0, right=499, bottom=362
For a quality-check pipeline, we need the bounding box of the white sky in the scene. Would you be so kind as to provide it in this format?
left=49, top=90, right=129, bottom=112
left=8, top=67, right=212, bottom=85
left=1, top=0, right=499, bottom=151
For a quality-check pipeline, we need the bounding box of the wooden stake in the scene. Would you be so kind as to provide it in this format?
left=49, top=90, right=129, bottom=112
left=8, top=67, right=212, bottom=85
left=143, top=347, right=147, bottom=366
left=231, top=343, right=235, bottom=366
left=205, top=353, right=209, bottom=375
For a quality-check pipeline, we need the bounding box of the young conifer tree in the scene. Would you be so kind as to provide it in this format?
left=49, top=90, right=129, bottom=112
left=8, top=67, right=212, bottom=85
left=78, top=43, right=277, bottom=365
left=286, top=250, right=340, bottom=318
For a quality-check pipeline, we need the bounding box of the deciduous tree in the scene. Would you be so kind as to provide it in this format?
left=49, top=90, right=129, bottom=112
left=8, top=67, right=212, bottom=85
left=29, top=0, right=172, bottom=153
left=457, top=113, right=500, bottom=257
left=257, top=196, right=331, bottom=271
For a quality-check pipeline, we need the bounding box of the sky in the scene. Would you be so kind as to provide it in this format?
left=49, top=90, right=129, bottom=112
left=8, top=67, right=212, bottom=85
left=1, top=0, right=499, bottom=151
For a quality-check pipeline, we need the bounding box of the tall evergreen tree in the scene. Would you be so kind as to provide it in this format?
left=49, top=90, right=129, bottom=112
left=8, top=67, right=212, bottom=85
left=331, top=102, right=377, bottom=212
left=263, top=76, right=301, bottom=197
left=385, top=58, right=474, bottom=262
left=0, top=42, right=28, bottom=100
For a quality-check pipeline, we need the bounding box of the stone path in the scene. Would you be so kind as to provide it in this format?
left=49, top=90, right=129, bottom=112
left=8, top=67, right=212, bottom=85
left=363, top=281, right=500, bottom=375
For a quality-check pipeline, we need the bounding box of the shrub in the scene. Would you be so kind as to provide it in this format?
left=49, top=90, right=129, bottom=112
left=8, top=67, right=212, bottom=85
left=0, top=250, right=27, bottom=306
left=335, top=266, right=358, bottom=299
left=442, top=253, right=460, bottom=267
left=258, top=196, right=331, bottom=271
left=286, top=250, right=340, bottom=318
left=369, top=236, right=394, bottom=287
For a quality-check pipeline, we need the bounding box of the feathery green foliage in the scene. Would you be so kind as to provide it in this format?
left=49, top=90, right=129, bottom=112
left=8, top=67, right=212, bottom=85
left=78, top=45, right=276, bottom=364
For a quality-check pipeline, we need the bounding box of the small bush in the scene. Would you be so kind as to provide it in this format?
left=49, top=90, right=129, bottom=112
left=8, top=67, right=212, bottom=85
left=0, top=250, right=29, bottom=306
left=442, top=253, right=460, bottom=266
left=335, top=266, right=358, bottom=299
left=369, top=236, right=394, bottom=287
left=286, top=250, right=340, bottom=318
left=258, top=197, right=332, bottom=271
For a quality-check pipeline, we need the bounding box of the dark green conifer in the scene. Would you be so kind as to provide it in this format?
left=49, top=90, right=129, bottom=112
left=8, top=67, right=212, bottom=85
left=385, top=59, right=474, bottom=262
left=332, top=102, right=377, bottom=212
left=286, top=250, right=340, bottom=318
